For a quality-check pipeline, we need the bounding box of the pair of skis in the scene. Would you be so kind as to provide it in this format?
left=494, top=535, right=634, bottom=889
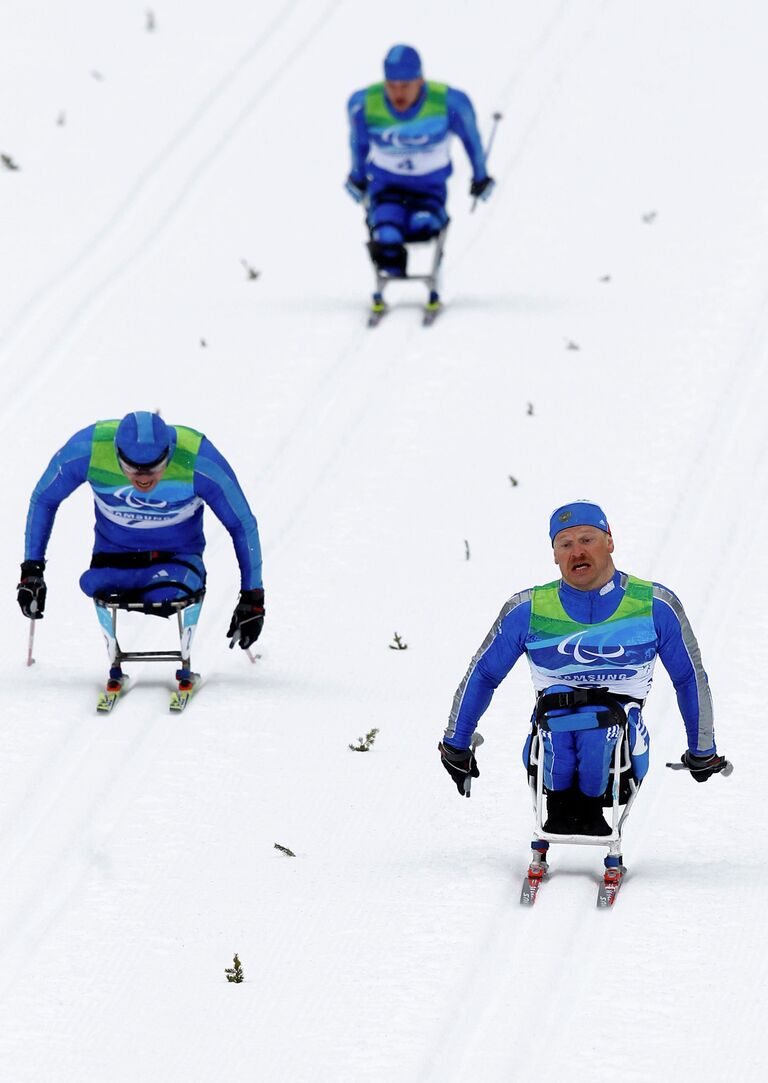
left=520, top=857, right=626, bottom=908
left=96, top=672, right=200, bottom=713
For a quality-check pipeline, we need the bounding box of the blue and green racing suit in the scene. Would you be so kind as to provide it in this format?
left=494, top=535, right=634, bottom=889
left=443, top=571, right=716, bottom=796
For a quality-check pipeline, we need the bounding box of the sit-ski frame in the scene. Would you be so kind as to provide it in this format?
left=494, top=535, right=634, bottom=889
left=94, top=591, right=205, bottom=675
left=370, top=226, right=448, bottom=306
left=528, top=712, right=640, bottom=857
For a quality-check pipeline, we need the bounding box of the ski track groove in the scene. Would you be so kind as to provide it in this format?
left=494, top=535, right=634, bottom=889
left=0, top=0, right=346, bottom=436
left=0, top=692, right=174, bottom=997
left=453, top=0, right=612, bottom=273
left=0, top=0, right=302, bottom=353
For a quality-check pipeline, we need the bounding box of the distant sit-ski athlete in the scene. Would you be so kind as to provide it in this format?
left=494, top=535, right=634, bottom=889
left=345, top=44, right=494, bottom=314
left=17, top=412, right=264, bottom=695
left=439, top=501, right=731, bottom=834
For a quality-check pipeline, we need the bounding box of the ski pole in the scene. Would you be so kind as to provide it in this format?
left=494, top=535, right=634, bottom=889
left=471, top=111, right=503, bottom=213
left=26, top=618, right=36, bottom=667
left=463, top=732, right=485, bottom=796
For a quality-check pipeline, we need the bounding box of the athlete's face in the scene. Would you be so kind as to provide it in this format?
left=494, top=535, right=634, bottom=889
left=553, top=526, right=615, bottom=591
left=384, top=77, right=424, bottom=112
left=118, top=458, right=169, bottom=494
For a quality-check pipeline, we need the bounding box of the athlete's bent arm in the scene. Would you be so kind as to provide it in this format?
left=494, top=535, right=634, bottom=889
left=652, top=585, right=716, bottom=755
left=447, top=88, right=488, bottom=180
left=24, top=426, right=94, bottom=561
left=444, top=594, right=530, bottom=748
left=193, top=439, right=263, bottom=590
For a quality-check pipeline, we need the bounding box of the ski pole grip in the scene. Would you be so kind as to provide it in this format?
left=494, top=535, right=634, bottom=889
left=463, top=732, right=484, bottom=795
left=665, top=759, right=734, bottom=777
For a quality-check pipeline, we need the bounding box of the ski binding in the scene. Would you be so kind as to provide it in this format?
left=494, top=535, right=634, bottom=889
left=367, top=297, right=388, bottom=327
left=520, top=858, right=549, bottom=905
left=169, top=671, right=200, bottom=712
left=596, top=864, right=626, bottom=908
left=97, top=674, right=129, bottom=713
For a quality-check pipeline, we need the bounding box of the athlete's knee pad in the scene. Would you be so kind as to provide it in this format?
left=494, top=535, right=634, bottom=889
left=367, top=239, right=407, bottom=275
left=372, top=223, right=405, bottom=245
left=80, top=567, right=129, bottom=598
left=368, top=197, right=408, bottom=233
left=406, top=209, right=443, bottom=240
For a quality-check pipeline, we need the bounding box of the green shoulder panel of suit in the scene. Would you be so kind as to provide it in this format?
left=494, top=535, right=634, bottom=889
left=529, top=575, right=654, bottom=638
left=364, top=81, right=448, bottom=127
left=87, top=420, right=204, bottom=486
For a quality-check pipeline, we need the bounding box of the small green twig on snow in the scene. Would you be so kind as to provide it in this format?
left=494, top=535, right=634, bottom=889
left=349, top=727, right=379, bottom=752
left=225, top=954, right=244, bottom=983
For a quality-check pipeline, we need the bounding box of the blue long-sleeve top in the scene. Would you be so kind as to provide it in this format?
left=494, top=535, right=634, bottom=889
left=444, top=571, right=715, bottom=755
left=24, top=424, right=263, bottom=590
left=347, top=83, right=488, bottom=201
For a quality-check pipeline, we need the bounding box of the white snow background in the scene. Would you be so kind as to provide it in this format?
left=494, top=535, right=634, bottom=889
left=1, top=1, right=767, bottom=1080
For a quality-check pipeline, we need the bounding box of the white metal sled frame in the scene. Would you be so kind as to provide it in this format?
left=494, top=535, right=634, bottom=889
left=528, top=703, right=642, bottom=861
left=94, top=591, right=205, bottom=671
left=370, top=226, right=448, bottom=302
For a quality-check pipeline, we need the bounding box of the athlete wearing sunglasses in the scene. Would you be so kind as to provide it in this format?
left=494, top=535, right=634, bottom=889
left=18, top=411, right=265, bottom=661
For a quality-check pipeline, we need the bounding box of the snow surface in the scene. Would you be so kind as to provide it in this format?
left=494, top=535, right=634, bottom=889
left=1, top=1, right=767, bottom=1079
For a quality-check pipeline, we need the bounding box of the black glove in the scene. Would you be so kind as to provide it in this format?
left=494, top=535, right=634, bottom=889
left=17, top=559, right=46, bottom=619
left=439, top=740, right=480, bottom=798
left=227, top=588, right=265, bottom=649
left=345, top=174, right=368, bottom=203
left=470, top=176, right=495, bottom=201
left=681, top=750, right=732, bottom=783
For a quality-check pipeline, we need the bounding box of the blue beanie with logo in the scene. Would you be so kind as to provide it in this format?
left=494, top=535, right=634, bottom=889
left=115, top=411, right=172, bottom=468
left=384, top=44, right=423, bottom=81
left=549, top=500, right=610, bottom=544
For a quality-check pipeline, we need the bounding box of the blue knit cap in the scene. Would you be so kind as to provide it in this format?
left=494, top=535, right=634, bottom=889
left=549, top=500, right=610, bottom=544
left=115, top=411, right=172, bottom=468
left=384, top=44, right=422, bottom=81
